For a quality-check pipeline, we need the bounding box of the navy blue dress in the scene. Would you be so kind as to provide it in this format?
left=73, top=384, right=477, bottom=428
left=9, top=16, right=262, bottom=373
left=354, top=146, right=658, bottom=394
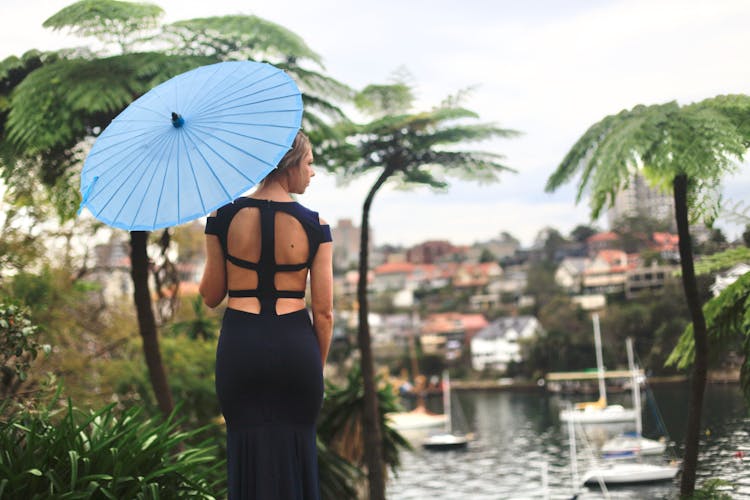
left=206, top=197, right=331, bottom=500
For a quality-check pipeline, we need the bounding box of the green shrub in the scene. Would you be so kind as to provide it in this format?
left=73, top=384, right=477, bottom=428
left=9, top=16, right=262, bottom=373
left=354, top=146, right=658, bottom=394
left=0, top=401, right=225, bottom=499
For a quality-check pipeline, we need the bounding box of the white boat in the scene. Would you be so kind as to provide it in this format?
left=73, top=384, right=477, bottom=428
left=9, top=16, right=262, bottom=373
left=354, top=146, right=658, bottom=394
left=423, top=371, right=469, bottom=451
left=386, top=406, right=447, bottom=431
left=601, top=338, right=667, bottom=457
left=581, top=461, right=679, bottom=486
left=559, top=314, right=636, bottom=424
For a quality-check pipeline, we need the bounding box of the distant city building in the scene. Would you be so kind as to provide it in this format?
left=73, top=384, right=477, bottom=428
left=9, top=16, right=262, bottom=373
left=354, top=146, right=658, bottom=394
left=586, top=231, right=621, bottom=256
left=407, top=240, right=456, bottom=264
left=420, top=312, right=489, bottom=360
left=625, top=263, right=680, bottom=299
left=470, top=316, right=542, bottom=372
left=331, top=219, right=363, bottom=271
left=581, top=249, right=638, bottom=295
left=607, top=173, right=675, bottom=229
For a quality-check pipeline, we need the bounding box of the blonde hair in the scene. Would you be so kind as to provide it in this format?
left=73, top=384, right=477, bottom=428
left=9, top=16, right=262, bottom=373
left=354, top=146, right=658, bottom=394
left=261, top=130, right=310, bottom=185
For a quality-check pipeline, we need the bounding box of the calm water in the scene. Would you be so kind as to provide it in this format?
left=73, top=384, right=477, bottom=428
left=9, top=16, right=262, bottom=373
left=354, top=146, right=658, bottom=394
left=387, top=383, right=749, bottom=499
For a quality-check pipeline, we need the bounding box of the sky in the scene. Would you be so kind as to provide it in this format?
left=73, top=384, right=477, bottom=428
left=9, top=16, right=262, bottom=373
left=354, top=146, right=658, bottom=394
left=2, top=0, right=749, bottom=247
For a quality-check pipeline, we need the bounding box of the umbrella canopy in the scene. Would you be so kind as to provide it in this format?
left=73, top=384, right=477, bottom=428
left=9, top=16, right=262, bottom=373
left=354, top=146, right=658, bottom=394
left=79, top=60, right=303, bottom=230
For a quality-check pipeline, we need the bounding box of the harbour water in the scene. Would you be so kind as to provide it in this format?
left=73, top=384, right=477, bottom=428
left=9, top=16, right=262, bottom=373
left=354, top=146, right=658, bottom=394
left=387, top=382, right=749, bottom=499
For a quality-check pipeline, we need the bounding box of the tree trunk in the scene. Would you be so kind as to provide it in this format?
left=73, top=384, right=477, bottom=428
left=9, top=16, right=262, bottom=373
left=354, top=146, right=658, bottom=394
left=130, top=231, right=174, bottom=416
left=357, top=168, right=393, bottom=500
left=673, top=175, right=708, bottom=497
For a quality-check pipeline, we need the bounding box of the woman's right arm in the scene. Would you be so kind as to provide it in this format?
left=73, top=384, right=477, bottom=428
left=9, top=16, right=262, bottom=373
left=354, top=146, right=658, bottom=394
left=199, top=214, right=227, bottom=307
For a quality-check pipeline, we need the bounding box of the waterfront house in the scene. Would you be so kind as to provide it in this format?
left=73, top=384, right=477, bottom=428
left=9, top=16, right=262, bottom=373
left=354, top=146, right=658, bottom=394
left=470, top=316, right=542, bottom=372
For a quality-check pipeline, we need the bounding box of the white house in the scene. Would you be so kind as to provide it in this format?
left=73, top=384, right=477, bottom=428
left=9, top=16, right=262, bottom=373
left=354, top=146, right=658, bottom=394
left=711, top=263, right=750, bottom=296
left=470, top=316, right=542, bottom=372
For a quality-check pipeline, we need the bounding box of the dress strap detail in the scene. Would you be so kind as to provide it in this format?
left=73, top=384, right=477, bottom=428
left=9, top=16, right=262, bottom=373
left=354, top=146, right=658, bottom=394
left=227, top=254, right=259, bottom=270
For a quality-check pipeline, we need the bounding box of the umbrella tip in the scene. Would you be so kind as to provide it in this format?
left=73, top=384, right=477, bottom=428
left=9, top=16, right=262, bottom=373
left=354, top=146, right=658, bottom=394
left=171, top=112, right=185, bottom=128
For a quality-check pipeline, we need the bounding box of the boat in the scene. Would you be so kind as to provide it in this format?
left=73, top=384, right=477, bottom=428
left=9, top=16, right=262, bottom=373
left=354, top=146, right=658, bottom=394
left=386, top=406, right=447, bottom=431
left=559, top=313, right=636, bottom=424
left=423, top=371, right=470, bottom=451
left=581, top=461, right=679, bottom=486
left=579, top=338, right=680, bottom=489
left=387, top=320, right=449, bottom=432
left=601, top=338, right=667, bottom=457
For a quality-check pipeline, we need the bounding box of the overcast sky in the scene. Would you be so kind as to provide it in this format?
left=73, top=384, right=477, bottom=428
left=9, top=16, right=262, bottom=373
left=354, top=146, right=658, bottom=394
left=2, top=0, right=749, bottom=246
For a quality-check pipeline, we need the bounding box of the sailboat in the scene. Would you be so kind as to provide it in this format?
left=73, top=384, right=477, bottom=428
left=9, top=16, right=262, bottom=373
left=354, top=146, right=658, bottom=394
left=601, top=337, right=667, bottom=457
left=386, top=319, right=449, bottom=432
left=423, top=371, right=470, bottom=450
left=579, top=338, right=680, bottom=488
left=559, top=313, right=637, bottom=424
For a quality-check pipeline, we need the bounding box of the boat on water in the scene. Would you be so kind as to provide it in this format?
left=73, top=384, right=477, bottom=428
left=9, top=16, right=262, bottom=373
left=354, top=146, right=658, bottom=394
left=578, top=338, right=680, bottom=489
left=423, top=371, right=470, bottom=451
left=581, top=461, right=679, bottom=486
left=559, top=313, right=636, bottom=424
left=386, top=406, right=447, bottom=431
left=601, top=338, right=667, bottom=457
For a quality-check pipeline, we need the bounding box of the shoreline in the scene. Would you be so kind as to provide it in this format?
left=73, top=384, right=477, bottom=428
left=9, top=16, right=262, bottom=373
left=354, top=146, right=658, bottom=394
left=451, top=371, right=739, bottom=392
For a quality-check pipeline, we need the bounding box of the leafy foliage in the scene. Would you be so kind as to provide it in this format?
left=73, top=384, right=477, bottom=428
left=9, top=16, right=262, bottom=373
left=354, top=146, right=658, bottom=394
left=43, top=0, right=164, bottom=51
left=545, top=96, right=750, bottom=223
left=0, top=400, right=224, bottom=498
left=317, top=363, right=411, bottom=474
left=666, top=272, right=750, bottom=367
left=169, top=295, right=219, bottom=341
left=0, top=303, right=46, bottom=389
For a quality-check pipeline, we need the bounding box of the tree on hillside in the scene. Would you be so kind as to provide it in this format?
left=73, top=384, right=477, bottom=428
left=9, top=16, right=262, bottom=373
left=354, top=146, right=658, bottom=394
left=0, top=0, right=349, bottom=416
left=545, top=95, right=750, bottom=496
left=326, top=81, right=518, bottom=499
left=569, top=224, right=598, bottom=244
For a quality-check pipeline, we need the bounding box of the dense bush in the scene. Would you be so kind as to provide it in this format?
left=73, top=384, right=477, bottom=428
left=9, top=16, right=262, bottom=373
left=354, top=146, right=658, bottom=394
left=0, top=401, right=225, bottom=499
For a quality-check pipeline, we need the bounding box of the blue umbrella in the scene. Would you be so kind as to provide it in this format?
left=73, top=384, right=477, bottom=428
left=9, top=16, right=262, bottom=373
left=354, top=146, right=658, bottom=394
left=78, top=60, right=303, bottom=230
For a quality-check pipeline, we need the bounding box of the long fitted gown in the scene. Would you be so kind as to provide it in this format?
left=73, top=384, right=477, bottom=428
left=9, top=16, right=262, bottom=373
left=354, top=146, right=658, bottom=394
left=206, top=197, right=331, bottom=500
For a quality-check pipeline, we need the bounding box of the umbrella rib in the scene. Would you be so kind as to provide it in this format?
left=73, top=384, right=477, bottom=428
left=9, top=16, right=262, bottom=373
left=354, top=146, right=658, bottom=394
left=183, top=63, right=262, bottom=118
left=199, top=108, right=303, bottom=118
left=189, top=66, right=274, bottom=117
left=151, top=132, right=180, bottom=228
left=191, top=123, right=297, bottom=148
left=87, top=130, right=173, bottom=205
left=87, top=125, right=167, bottom=160
left=179, top=129, right=207, bottom=217
left=127, top=132, right=178, bottom=228
left=91, top=132, right=174, bottom=216
left=185, top=125, right=278, bottom=169
left=85, top=129, right=172, bottom=182
left=197, top=92, right=302, bottom=119
left=181, top=128, right=236, bottom=201
left=192, top=81, right=298, bottom=119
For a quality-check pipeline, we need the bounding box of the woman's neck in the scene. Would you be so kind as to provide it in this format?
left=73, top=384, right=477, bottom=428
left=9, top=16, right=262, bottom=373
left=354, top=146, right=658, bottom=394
left=250, top=179, right=294, bottom=202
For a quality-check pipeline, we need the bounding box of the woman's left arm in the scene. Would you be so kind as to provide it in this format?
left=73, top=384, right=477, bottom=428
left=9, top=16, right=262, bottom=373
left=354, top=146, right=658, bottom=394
left=310, top=233, right=334, bottom=368
left=199, top=215, right=227, bottom=307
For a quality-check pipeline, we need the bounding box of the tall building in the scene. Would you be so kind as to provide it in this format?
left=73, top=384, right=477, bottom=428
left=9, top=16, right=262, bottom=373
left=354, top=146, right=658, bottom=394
left=607, top=173, right=675, bottom=230
left=331, top=219, right=363, bottom=271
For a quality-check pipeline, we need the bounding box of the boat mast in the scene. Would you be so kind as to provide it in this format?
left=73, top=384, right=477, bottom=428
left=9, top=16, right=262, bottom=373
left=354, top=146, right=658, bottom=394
left=626, top=337, right=643, bottom=436
left=592, top=313, right=607, bottom=406
left=442, top=369, right=452, bottom=433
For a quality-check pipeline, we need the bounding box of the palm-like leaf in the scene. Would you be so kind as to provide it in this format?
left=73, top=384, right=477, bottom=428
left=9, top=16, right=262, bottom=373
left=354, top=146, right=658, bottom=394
left=545, top=97, right=750, bottom=221
left=6, top=52, right=213, bottom=153
left=317, top=363, right=411, bottom=473
left=43, top=0, right=164, bottom=50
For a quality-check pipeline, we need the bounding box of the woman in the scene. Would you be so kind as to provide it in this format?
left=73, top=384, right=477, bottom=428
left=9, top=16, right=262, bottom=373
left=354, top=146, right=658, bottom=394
left=200, top=130, right=333, bottom=499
